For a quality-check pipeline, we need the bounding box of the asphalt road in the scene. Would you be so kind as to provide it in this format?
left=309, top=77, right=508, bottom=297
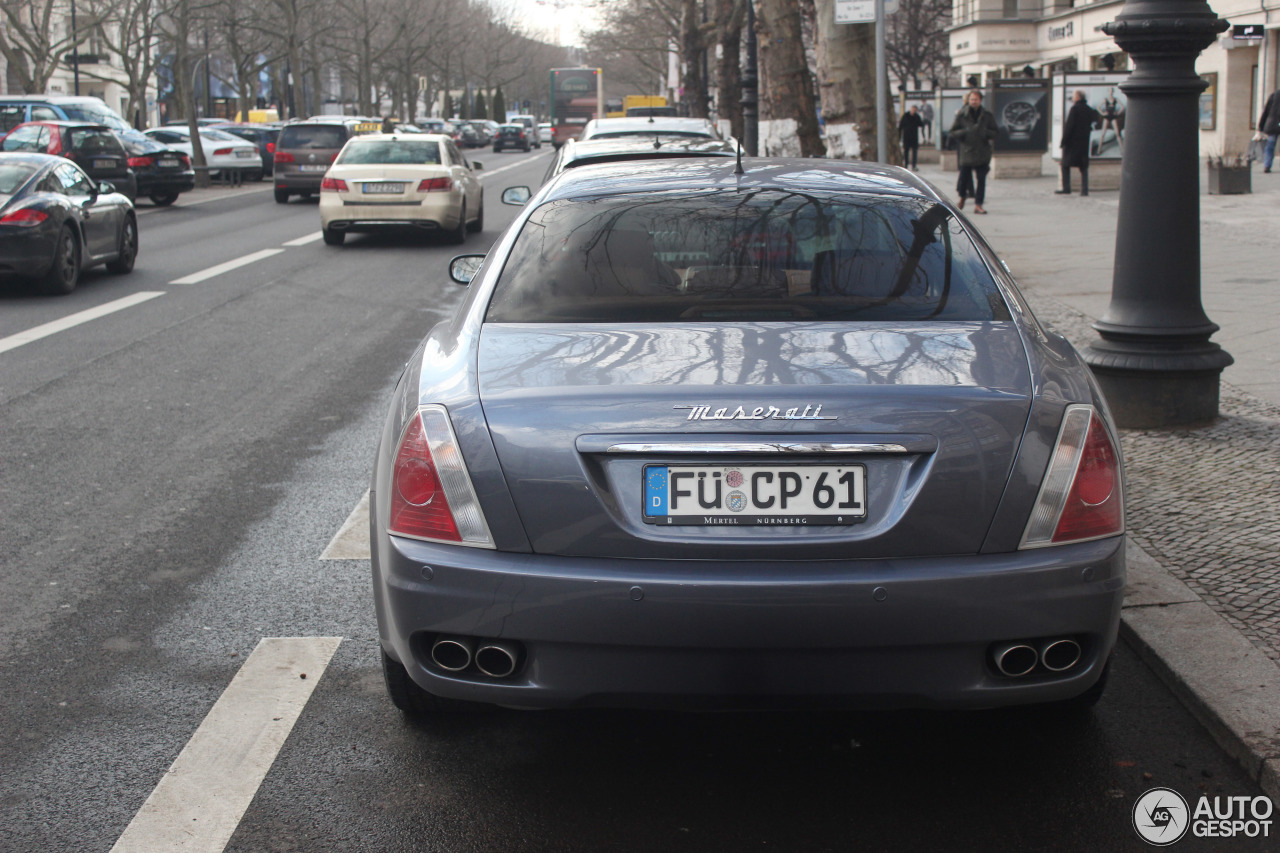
left=0, top=149, right=1272, bottom=852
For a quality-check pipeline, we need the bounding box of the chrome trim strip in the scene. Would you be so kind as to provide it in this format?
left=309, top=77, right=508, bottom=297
left=605, top=442, right=910, bottom=455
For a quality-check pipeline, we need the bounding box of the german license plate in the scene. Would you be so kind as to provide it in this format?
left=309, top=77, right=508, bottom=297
left=643, top=464, right=866, bottom=526
left=93, top=159, right=114, bottom=169
left=235, top=149, right=255, bottom=158
left=362, top=182, right=405, bottom=194
left=299, top=165, right=327, bottom=172
left=158, top=159, right=179, bottom=168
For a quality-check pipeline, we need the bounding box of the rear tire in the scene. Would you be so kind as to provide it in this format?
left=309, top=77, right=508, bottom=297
left=445, top=201, right=467, bottom=244
left=150, top=191, right=177, bottom=207
left=39, top=226, right=80, bottom=295
left=106, top=215, right=138, bottom=274
left=467, top=199, right=483, bottom=233
left=322, top=226, right=344, bottom=246
left=382, top=649, right=483, bottom=716
left=274, top=188, right=289, bottom=204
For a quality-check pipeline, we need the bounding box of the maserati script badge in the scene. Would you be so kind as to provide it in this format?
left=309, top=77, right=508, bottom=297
left=675, top=404, right=837, bottom=422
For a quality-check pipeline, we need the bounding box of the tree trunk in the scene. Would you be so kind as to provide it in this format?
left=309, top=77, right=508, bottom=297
left=755, top=0, right=823, bottom=156
left=715, top=0, right=743, bottom=140
left=812, top=0, right=899, bottom=163
left=680, top=0, right=708, bottom=118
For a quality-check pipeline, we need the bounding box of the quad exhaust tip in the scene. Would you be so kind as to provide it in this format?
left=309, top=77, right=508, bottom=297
left=1039, top=638, right=1082, bottom=672
left=474, top=641, right=521, bottom=678
left=430, top=636, right=474, bottom=672
left=993, top=642, right=1038, bottom=677
left=991, top=637, right=1083, bottom=677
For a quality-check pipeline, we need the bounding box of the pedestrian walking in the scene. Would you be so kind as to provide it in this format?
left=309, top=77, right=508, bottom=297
left=1056, top=90, right=1101, bottom=196
left=899, top=106, right=924, bottom=170
left=919, top=101, right=934, bottom=143
left=1255, top=89, right=1280, bottom=173
left=949, top=89, right=997, bottom=214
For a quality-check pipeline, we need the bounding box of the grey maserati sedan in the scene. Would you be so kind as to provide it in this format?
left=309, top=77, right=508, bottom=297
left=371, top=158, right=1125, bottom=715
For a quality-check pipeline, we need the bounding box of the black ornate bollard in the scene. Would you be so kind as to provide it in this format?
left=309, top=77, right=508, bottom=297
left=1083, top=0, right=1233, bottom=427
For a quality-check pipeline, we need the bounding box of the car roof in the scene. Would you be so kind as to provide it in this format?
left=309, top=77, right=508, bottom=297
left=346, top=132, right=449, bottom=141
left=0, top=151, right=62, bottom=165
left=540, top=157, right=941, bottom=204
left=585, top=116, right=719, bottom=136
left=0, top=94, right=110, bottom=106
left=556, top=137, right=737, bottom=170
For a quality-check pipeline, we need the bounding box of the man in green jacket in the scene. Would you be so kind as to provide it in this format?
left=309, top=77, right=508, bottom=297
left=949, top=90, right=998, bottom=214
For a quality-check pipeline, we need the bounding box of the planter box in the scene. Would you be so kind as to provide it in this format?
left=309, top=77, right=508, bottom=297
left=1208, top=164, right=1251, bottom=195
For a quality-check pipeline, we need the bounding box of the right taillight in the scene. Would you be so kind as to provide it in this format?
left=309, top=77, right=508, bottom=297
left=127, top=156, right=154, bottom=168
left=321, top=176, right=348, bottom=191
left=417, top=177, right=452, bottom=192
left=274, top=151, right=295, bottom=163
left=388, top=406, right=494, bottom=548
left=0, top=207, right=48, bottom=226
left=1020, top=404, right=1124, bottom=548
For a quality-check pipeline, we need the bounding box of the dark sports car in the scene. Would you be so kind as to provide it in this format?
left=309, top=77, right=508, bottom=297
left=371, top=158, right=1125, bottom=716
left=0, top=152, right=138, bottom=294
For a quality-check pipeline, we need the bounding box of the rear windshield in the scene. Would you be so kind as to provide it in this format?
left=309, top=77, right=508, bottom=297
left=60, top=104, right=130, bottom=132
left=336, top=139, right=441, bottom=165
left=0, top=162, right=39, bottom=194
left=69, top=129, right=124, bottom=155
left=485, top=190, right=1010, bottom=324
left=278, top=125, right=347, bottom=149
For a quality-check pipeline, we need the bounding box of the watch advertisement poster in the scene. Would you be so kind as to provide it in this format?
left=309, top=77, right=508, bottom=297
left=1050, top=72, right=1130, bottom=161
left=993, top=79, right=1049, bottom=152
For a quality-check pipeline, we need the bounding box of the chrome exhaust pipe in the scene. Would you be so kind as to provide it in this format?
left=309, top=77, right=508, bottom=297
left=993, top=642, right=1038, bottom=677
left=430, top=636, right=474, bottom=672
left=1039, top=638, right=1082, bottom=672
left=474, top=640, right=521, bottom=678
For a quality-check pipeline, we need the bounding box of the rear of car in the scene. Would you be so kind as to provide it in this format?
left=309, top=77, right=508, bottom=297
left=119, top=133, right=194, bottom=205
left=273, top=119, right=379, bottom=202
left=371, top=159, right=1125, bottom=715
left=218, top=124, right=279, bottom=176
left=509, top=115, right=541, bottom=148
left=492, top=124, right=529, bottom=152
left=318, top=133, right=482, bottom=244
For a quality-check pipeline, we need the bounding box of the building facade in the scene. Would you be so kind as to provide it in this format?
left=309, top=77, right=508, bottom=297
left=950, top=0, right=1279, bottom=157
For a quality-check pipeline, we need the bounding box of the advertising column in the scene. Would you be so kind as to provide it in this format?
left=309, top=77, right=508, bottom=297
left=992, top=78, right=1049, bottom=177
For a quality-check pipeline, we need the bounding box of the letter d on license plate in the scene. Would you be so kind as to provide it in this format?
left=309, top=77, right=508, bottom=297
left=643, top=464, right=866, bottom=526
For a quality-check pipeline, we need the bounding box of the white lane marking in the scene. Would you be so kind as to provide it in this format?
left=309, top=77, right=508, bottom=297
left=476, top=154, right=547, bottom=181
left=169, top=248, right=285, bottom=285
left=110, top=637, right=342, bottom=853
left=0, top=292, right=165, bottom=356
left=281, top=231, right=324, bottom=247
left=320, top=490, right=371, bottom=560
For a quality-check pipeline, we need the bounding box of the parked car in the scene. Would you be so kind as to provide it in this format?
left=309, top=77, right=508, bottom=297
left=272, top=117, right=381, bottom=203
left=417, top=118, right=455, bottom=136
left=543, top=136, right=737, bottom=184
left=117, top=133, right=195, bottom=206
left=0, top=94, right=133, bottom=136
left=509, top=114, right=541, bottom=148
left=214, top=123, right=280, bottom=177
left=318, top=133, right=482, bottom=245
left=1, top=121, right=138, bottom=201
left=0, top=152, right=137, bottom=294
left=371, top=157, right=1125, bottom=716
left=491, top=123, right=530, bottom=152
left=144, top=126, right=262, bottom=181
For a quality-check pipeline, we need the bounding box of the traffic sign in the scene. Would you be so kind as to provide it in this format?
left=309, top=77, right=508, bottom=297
left=835, top=0, right=875, bottom=24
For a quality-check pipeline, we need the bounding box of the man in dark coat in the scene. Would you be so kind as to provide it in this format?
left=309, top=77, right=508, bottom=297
left=1255, top=90, right=1280, bottom=173
left=899, top=106, right=924, bottom=170
left=949, top=89, right=998, bottom=213
left=1057, top=90, right=1101, bottom=195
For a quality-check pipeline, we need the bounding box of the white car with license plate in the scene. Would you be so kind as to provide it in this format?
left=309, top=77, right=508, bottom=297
left=317, top=133, right=483, bottom=246
left=143, top=127, right=262, bottom=180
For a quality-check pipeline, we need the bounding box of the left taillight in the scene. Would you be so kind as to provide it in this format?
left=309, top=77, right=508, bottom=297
left=127, top=156, right=154, bottom=168
left=1020, top=404, right=1124, bottom=548
left=0, top=208, right=48, bottom=226
left=388, top=406, right=494, bottom=548
left=321, top=177, right=347, bottom=191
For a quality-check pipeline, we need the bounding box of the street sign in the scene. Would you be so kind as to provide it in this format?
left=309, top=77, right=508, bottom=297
left=835, top=0, right=876, bottom=24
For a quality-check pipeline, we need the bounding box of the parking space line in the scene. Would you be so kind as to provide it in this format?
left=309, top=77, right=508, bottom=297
left=110, top=636, right=342, bottom=853
left=0, top=292, right=165, bottom=356
left=320, top=490, right=371, bottom=560
left=169, top=248, right=285, bottom=285
left=282, top=232, right=324, bottom=247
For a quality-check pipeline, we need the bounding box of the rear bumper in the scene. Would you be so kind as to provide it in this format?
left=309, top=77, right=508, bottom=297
left=0, top=227, right=55, bottom=277
left=374, top=533, right=1125, bottom=710
left=274, top=170, right=325, bottom=193
left=320, top=194, right=461, bottom=230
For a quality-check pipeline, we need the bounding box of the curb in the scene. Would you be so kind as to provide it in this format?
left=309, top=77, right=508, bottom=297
left=1121, top=539, right=1280, bottom=803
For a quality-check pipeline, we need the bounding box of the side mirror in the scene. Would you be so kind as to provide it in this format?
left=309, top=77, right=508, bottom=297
left=449, top=254, right=486, bottom=285
left=501, top=186, right=531, bottom=206
left=96, top=181, right=116, bottom=197
left=471, top=161, right=483, bottom=171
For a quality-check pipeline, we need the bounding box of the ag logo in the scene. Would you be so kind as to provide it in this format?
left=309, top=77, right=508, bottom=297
left=1133, top=787, right=1190, bottom=845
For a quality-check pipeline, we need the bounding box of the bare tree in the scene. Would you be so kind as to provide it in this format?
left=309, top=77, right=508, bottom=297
left=713, top=0, right=744, bottom=136
left=886, top=0, right=951, bottom=91
left=79, top=0, right=159, bottom=126
left=1, top=0, right=106, bottom=93
left=581, top=0, right=678, bottom=99
left=755, top=0, right=822, bottom=156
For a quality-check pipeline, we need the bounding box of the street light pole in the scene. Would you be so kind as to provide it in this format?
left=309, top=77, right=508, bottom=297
left=1083, top=0, right=1232, bottom=427
left=69, top=0, right=80, bottom=96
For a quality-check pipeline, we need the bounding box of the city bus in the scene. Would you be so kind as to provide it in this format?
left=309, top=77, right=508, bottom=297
left=549, top=67, right=603, bottom=149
